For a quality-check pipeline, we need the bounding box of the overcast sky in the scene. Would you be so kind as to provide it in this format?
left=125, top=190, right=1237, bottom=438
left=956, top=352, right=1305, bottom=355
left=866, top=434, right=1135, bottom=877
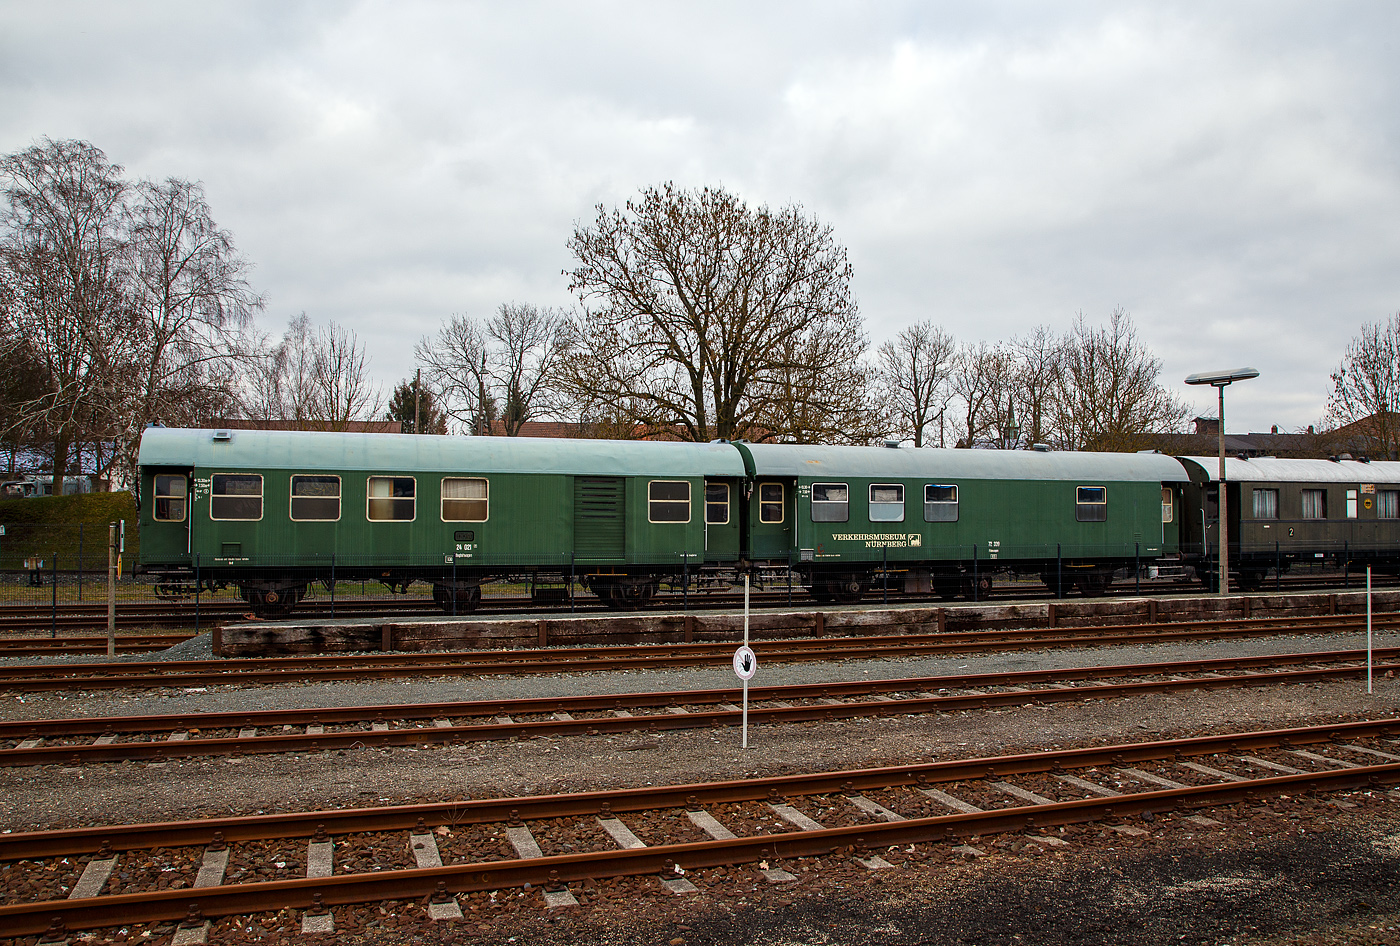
left=4, top=1, right=1398, bottom=434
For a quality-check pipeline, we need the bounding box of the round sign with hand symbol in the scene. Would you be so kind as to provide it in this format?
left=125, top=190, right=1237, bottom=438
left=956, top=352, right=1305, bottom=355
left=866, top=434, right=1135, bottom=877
left=732, top=645, right=757, bottom=681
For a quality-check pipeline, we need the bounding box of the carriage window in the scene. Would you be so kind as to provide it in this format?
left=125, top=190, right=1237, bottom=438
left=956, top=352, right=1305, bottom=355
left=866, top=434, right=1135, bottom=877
left=811, top=483, right=848, bottom=522
left=1252, top=488, right=1278, bottom=520
left=1347, top=489, right=1358, bottom=519
left=1161, top=486, right=1174, bottom=523
left=210, top=474, right=262, bottom=520
left=153, top=475, right=187, bottom=522
left=291, top=475, right=340, bottom=521
left=442, top=477, right=488, bottom=521
left=759, top=483, right=785, bottom=523
left=925, top=484, right=959, bottom=522
left=705, top=483, right=730, bottom=525
left=1380, top=490, right=1399, bottom=519
left=1301, top=489, right=1326, bottom=519
left=367, top=476, right=415, bottom=521
left=869, top=484, right=904, bottom=522
left=1076, top=486, right=1107, bottom=522
left=648, top=480, right=690, bottom=522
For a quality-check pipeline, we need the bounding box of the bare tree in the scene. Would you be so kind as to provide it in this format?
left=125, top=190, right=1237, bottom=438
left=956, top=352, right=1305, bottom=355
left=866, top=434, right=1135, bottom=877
left=750, top=324, right=878, bottom=443
left=417, top=303, right=574, bottom=436
left=877, top=321, right=955, bottom=447
left=1051, top=308, right=1187, bottom=451
left=563, top=183, right=867, bottom=442
left=1009, top=324, right=1062, bottom=449
left=491, top=303, right=571, bottom=435
left=0, top=138, right=129, bottom=495
left=117, top=177, right=262, bottom=476
left=315, top=322, right=382, bottom=429
left=416, top=313, right=498, bottom=435
left=241, top=315, right=382, bottom=429
left=1326, top=312, right=1400, bottom=459
left=948, top=341, right=1013, bottom=448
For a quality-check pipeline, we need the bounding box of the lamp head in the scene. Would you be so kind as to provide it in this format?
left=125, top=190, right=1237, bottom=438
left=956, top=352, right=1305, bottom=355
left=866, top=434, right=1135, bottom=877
left=1185, top=367, right=1260, bottom=386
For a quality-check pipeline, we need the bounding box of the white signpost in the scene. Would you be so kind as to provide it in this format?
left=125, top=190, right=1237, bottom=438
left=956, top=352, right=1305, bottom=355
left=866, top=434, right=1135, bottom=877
left=734, top=574, right=758, bottom=748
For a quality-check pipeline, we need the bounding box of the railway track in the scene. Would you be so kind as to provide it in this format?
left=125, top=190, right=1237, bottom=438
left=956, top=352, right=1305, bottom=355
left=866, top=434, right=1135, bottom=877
left=3, top=648, right=1397, bottom=766
left=1, top=610, right=1397, bottom=692
left=1, top=570, right=1392, bottom=635
left=3, top=716, right=1397, bottom=939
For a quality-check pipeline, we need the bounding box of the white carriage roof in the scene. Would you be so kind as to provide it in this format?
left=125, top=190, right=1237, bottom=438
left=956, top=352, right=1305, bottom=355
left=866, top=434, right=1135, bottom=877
left=1176, top=456, right=1400, bottom=484
left=137, top=427, right=748, bottom=477
left=741, top=443, right=1189, bottom=482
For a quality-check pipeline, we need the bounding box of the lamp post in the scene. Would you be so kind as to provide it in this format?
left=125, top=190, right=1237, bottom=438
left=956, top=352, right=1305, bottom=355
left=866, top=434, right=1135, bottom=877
left=1185, top=367, right=1260, bottom=596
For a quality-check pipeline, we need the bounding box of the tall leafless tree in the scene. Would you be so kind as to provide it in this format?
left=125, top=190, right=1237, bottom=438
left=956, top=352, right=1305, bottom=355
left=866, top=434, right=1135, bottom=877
left=1009, top=324, right=1062, bottom=449
left=877, top=321, right=955, bottom=447
left=1050, top=308, right=1187, bottom=451
left=1326, top=312, right=1400, bottom=459
left=564, top=183, right=869, bottom=442
left=948, top=341, right=1013, bottom=448
left=242, top=315, right=382, bottom=430
left=0, top=138, right=129, bottom=495
left=118, top=177, right=262, bottom=475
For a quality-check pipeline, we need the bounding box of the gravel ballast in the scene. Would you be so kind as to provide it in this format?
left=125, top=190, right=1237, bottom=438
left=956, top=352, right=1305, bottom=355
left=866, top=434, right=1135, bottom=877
left=3, top=628, right=1400, bottom=945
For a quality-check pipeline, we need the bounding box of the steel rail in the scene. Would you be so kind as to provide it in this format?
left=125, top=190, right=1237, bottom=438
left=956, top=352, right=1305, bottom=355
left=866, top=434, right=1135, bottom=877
left=4, top=716, right=1397, bottom=860
left=1, top=644, right=1395, bottom=742
left=3, top=611, right=1398, bottom=694
left=1, top=730, right=1396, bottom=937
left=4, top=654, right=1397, bottom=767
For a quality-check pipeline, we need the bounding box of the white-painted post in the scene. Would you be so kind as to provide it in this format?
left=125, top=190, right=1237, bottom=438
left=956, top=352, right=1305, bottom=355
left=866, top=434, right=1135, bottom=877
left=107, top=522, right=117, bottom=658
left=1367, top=565, right=1373, bottom=695
left=739, top=573, right=750, bottom=750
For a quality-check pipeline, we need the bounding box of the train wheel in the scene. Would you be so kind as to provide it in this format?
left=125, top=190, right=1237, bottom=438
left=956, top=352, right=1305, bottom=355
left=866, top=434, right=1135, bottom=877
left=830, top=578, right=866, bottom=605
left=808, top=582, right=834, bottom=603
left=934, top=578, right=960, bottom=601
left=249, top=585, right=302, bottom=619
left=432, top=584, right=481, bottom=613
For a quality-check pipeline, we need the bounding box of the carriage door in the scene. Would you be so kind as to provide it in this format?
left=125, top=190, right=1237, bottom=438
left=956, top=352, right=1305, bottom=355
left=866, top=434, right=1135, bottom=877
left=703, top=478, right=741, bottom=562
left=574, top=476, right=626, bottom=563
left=145, top=466, right=194, bottom=562
left=748, top=479, right=795, bottom=561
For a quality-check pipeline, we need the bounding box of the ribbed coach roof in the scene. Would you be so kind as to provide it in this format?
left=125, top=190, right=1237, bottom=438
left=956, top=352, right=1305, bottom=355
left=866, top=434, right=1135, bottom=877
left=137, top=428, right=747, bottom=477
left=1177, top=455, right=1400, bottom=485
left=743, top=443, right=1189, bottom=482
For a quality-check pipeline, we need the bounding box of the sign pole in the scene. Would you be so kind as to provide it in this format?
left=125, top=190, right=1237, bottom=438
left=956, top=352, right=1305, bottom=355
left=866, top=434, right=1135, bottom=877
left=739, top=573, right=750, bottom=750
left=1367, top=565, right=1373, bottom=695
left=107, top=522, right=117, bottom=658
left=730, top=574, right=758, bottom=750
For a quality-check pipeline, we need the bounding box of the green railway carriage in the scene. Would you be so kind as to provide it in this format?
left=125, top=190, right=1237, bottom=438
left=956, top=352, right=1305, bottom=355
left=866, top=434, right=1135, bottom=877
left=137, top=427, right=747, bottom=613
left=1176, top=456, right=1400, bottom=590
left=138, top=427, right=1193, bottom=616
left=738, top=443, right=1188, bottom=600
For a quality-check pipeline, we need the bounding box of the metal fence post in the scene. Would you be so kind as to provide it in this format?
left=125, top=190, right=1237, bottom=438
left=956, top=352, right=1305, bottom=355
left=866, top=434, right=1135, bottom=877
left=1344, top=541, right=1349, bottom=588
left=1135, top=542, right=1140, bottom=595
left=51, top=553, right=58, bottom=638
left=331, top=554, right=337, bottom=618
left=570, top=552, right=576, bottom=614
left=194, top=552, right=200, bottom=637
left=683, top=553, right=688, bottom=611
left=1275, top=541, right=1281, bottom=591
left=1057, top=544, right=1063, bottom=600
left=78, top=524, right=83, bottom=603
left=972, top=544, right=979, bottom=602
left=787, top=550, right=793, bottom=606
left=882, top=545, right=888, bottom=605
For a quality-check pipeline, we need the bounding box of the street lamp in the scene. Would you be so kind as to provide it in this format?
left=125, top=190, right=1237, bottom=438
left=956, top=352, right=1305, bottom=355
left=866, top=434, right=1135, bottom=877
left=1185, top=367, right=1260, bottom=596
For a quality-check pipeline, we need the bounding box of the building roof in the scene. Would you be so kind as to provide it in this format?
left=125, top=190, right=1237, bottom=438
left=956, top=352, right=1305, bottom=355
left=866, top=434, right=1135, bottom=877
left=1176, top=456, right=1400, bottom=484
